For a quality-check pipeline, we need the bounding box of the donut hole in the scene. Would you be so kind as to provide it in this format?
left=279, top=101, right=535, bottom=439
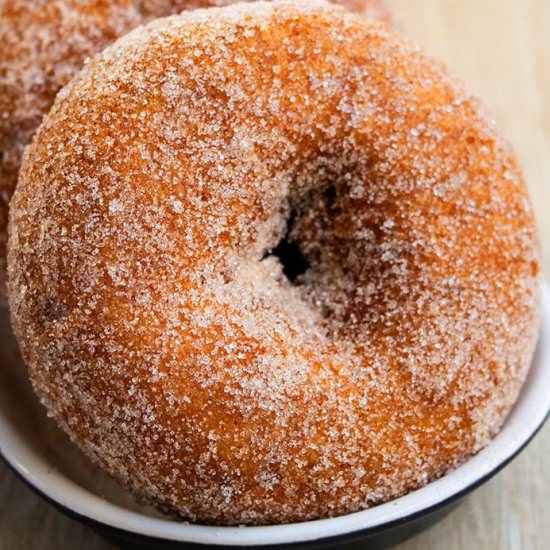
left=323, top=184, right=337, bottom=202
left=263, top=211, right=310, bottom=283
left=261, top=177, right=346, bottom=288
left=269, top=237, right=310, bottom=282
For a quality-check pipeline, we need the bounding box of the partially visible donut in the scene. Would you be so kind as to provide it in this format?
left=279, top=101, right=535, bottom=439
left=9, top=1, right=540, bottom=525
left=137, top=0, right=396, bottom=24
left=0, top=0, right=393, bottom=298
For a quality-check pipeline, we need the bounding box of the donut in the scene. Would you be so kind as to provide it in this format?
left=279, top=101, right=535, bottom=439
left=0, top=1, right=393, bottom=299
left=138, top=0, right=395, bottom=23
left=8, top=1, right=540, bottom=525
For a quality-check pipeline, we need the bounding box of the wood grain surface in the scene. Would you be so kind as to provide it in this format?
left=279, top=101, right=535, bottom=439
left=1, top=1, right=548, bottom=548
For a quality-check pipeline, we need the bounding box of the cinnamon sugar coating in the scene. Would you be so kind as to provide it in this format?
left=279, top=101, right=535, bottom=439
left=0, top=0, right=393, bottom=297
left=8, top=1, right=540, bottom=525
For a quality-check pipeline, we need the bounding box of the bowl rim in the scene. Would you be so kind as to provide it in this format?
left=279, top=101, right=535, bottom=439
left=1, top=284, right=549, bottom=547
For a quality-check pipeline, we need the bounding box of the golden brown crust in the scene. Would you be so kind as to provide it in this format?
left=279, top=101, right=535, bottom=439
left=0, top=0, right=140, bottom=296
left=8, top=1, right=540, bottom=525
left=0, top=0, right=393, bottom=298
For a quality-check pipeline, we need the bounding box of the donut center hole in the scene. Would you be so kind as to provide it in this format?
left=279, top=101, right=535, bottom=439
left=270, top=237, right=310, bottom=282
left=264, top=212, right=310, bottom=282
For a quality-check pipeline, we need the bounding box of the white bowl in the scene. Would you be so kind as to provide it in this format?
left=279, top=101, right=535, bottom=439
left=1, top=285, right=549, bottom=549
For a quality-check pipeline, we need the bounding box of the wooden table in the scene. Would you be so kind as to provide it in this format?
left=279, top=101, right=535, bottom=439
left=1, top=1, right=548, bottom=548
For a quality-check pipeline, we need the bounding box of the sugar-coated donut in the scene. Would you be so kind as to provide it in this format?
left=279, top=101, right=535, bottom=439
left=0, top=0, right=393, bottom=297
left=9, top=1, right=540, bottom=525
left=138, top=0, right=395, bottom=23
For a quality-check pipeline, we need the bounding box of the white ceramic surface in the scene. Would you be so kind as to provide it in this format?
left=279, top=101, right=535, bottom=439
left=1, top=285, right=549, bottom=547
